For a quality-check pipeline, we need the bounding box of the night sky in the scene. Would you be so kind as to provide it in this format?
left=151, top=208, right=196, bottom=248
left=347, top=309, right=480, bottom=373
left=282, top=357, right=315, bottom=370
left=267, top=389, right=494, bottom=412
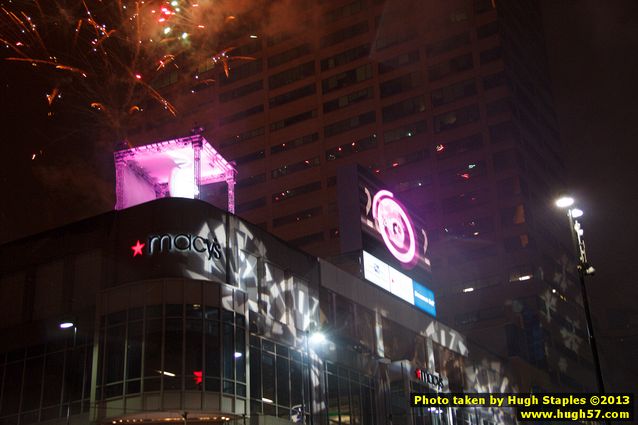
left=1, top=0, right=637, bottom=394
left=542, top=0, right=638, bottom=394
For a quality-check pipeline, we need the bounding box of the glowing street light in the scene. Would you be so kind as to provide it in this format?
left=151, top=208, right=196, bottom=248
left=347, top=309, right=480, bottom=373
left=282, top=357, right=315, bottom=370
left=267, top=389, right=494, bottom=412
left=571, top=208, right=584, bottom=218
left=554, top=196, right=606, bottom=406
left=59, top=321, right=74, bottom=329
left=303, top=326, right=327, bottom=424
left=555, top=196, right=574, bottom=208
left=59, top=319, right=77, bottom=425
left=308, top=331, right=326, bottom=346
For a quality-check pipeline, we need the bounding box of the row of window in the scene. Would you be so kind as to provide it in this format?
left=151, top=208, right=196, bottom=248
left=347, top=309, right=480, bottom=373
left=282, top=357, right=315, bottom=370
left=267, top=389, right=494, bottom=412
left=214, top=67, right=505, bottom=125
left=235, top=154, right=522, bottom=204
left=271, top=156, right=321, bottom=179
left=218, top=69, right=505, bottom=138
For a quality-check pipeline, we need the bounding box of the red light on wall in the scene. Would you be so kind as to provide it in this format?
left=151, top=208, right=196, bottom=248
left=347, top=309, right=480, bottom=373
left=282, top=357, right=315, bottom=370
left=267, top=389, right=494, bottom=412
left=193, top=370, right=203, bottom=385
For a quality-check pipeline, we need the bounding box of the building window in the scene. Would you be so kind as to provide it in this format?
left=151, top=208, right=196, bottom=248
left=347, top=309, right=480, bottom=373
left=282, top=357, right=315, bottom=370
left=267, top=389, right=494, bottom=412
left=273, top=206, right=323, bottom=227
left=324, top=111, right=376, bottom=138
left=383, top=120, right=427, bottom=144
left=431, top=78, right=477, bottom=107
left=489, top=121, right=519, bottom=143
left=236, top=173, right=266, bottom=189
left=267, top=31, right=293, bottom=47
left=237, top=197, right=266, bottom=213
left=374, top=29, right=414, bottom=51
left=378, top=50, right=420, bottom=74
left=500, top=204, right=526, bottom=226
left=272, top=181, right=322, bottom=202
left=324, top=362, right=376, bottom=425
left=219, top=60, right=263, bottom=86
left=269, top=83, right=316, bottom=108
left=486, top=97, right=512, bottom=116
left=270, top=132, right=319, bottom=155
left=268, top=61, right=315, bottom=90
left=497, top=176, right=526, bottom=199
left=289, top=232, right=325, bottom=247
left=267, top=43, right=312, bottom=68
left=504, top=234, right=532, bottom=251
left=441, top=189, right=489, bottom=213
left=320, top=44, right=370, bottom=71
left=219, top=80, right=263, bottom=103
left=474, top=0, right=496, bottom=15
left=433, top=104, right=480, bottom=133
left=323, top=86, right=374, bottom=113
left=439, top=160, right=486, bottom=185
left=323, top=0, right=364, bottom=23
left=395, top=176, right=433, bottom=193
left=220, top=104, right=264, bottom=126
left=387, top=149, right=429, bottom=169
left=322, top=64, right=373, bottom=94
left=428, top=53, right=473, bottom=81
left=444, top=216, right=494, bottom=238
left=382, top=95, right=426, bottom=122
left=480, top=46, right=503, bottom=65
left=493, top=149, right=522, bottom=172
left=250, top=336, right=310, bottom=422
left=270, top=110, right=317, bottom=132
left=435, top=133, right=483, bottom=159
left=426, top=32, right=470, bottom=57
left=271, top=156, right=321, bottom=179
left=483, top=71, right=507, bottom=90
left=379, top=72, right=422, bottom=98
left=326, top=134, right=378, bottom=160
left=320, top=21, right=369, bottom=48
left=234, top=149, right=265, bottom=166
left=477, top=21, right=499, bottom=39
left=219, top=127, right=265, bottom=148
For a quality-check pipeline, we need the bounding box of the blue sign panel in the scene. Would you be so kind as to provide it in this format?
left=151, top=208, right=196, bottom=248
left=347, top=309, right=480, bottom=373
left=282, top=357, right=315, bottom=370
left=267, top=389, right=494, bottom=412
left=413, top=281, right=436, bottom=317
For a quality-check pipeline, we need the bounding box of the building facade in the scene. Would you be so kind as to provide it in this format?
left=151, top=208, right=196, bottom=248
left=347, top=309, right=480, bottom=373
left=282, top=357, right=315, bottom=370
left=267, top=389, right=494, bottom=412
left=0, top=198, right=519, bottom=425
left=125, top=0, right=595, bottom=394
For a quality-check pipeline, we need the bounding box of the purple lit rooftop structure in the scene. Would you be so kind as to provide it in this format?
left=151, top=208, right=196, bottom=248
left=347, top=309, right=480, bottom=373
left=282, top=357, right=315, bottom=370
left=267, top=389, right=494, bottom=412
left=114, top=135, right=236, bottom=212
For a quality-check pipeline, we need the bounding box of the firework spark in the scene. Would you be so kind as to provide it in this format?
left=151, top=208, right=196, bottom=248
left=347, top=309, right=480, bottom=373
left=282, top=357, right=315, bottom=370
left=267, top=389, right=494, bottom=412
left=0, top=0, right=257, bottom=147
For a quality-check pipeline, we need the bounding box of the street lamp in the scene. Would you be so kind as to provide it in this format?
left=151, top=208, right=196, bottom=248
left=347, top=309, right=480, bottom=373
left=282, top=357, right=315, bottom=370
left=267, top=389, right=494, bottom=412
left=302, top=327, right=326, bottom=425
left=555, top=198, right=605, bottom=396
left=59, top=319, right=77, bottom=425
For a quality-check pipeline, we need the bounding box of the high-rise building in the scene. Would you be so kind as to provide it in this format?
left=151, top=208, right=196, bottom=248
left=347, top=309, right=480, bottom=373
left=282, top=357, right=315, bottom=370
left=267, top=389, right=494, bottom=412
left=128, top=0, right=596, bottom=392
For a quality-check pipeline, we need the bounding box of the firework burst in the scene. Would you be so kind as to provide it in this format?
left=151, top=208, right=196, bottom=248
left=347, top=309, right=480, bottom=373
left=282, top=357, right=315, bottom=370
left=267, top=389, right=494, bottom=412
left=0, top=0, right=255, bottom=146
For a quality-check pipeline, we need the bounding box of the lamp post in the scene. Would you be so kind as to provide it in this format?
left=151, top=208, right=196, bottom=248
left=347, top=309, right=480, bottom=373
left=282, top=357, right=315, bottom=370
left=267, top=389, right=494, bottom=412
left=555, top=197, right=605, bottom=396
left=302, top=328, right=325, bottom=425
left=59, top=320, right=77, bottom=425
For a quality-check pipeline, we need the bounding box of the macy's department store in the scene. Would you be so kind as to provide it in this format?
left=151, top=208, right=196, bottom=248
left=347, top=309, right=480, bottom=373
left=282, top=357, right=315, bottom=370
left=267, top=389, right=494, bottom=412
left=0, top=137, right=518, bottom=425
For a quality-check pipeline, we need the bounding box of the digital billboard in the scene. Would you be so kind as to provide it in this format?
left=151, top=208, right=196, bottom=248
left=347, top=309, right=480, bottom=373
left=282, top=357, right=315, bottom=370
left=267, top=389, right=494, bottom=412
left=362, top=251, right=436, bottom=317
left=338, top=165, right=433, bottom=287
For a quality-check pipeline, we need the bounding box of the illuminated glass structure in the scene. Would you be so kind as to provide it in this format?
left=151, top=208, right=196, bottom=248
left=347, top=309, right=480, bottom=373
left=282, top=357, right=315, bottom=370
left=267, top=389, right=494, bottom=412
left=0, top=198, right=520, bottom=425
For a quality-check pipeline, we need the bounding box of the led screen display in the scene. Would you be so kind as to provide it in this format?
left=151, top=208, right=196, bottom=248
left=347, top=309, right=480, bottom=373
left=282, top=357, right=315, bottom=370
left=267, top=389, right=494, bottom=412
left=362, top=250, right=436, bottom=317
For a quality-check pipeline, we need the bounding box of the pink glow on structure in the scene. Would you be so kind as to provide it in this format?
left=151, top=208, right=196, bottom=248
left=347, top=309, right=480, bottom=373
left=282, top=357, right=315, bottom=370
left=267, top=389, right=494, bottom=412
left=371, top=190, right=417, bottom=265
left=114, top=135, right=236, bottom=212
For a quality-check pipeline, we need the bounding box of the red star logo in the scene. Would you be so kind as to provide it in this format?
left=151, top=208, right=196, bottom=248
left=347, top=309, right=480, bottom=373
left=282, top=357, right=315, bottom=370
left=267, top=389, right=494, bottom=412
left=131, top=240, right=145, bottom=257
left=192, top=370, right=203, bottom=385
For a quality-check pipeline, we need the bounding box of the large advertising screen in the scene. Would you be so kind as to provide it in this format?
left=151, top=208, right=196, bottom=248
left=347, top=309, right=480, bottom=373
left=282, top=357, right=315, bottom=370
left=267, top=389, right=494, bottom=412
left=362, top=251, right=436, bottom=317
left=338, top=165, right=433, bottom=287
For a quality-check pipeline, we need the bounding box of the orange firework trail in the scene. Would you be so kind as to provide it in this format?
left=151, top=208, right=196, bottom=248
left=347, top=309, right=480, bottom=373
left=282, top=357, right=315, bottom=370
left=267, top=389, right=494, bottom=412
left=0, top=0, right=257, bottom=144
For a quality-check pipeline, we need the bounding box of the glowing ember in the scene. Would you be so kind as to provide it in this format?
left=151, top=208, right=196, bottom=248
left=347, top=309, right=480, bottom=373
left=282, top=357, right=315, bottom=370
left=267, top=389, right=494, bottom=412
left=0, top=0, right=259, bottom=146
